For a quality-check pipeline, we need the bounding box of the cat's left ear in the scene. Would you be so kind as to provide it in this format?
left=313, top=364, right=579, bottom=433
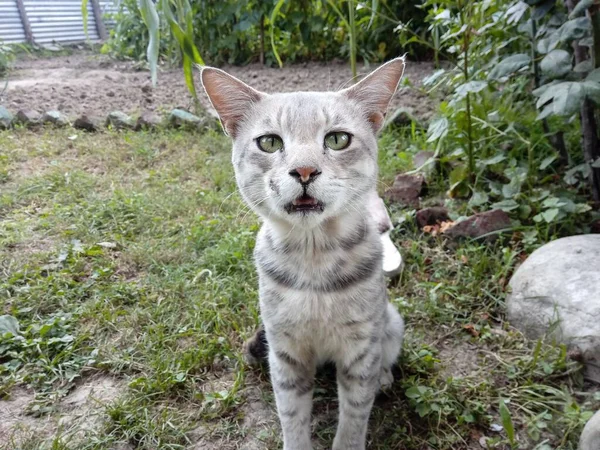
left=343, top=57, right=405, bottom=132
left=201, top=67, right=265, bottom=137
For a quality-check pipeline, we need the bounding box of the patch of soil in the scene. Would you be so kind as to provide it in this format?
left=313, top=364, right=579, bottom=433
left=3, top=52, right=436, bottom=121
left=0, top=375, right=125, bottom=447
left=437, top=340, right=483, bottom=379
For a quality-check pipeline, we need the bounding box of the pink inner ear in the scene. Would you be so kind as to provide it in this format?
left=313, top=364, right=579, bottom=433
left=201, top=67, right=263, bottom=137
left=369, top=112, right=385, bottom=132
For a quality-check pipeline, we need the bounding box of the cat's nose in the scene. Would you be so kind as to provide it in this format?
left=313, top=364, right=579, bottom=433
left=289, top=166, right=321, bottom=184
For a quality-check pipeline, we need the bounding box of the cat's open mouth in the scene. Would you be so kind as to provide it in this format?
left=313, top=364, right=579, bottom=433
left=285, top=194, right=324, bottom=214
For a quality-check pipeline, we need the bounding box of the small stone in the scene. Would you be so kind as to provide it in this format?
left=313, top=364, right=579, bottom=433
left=15, top=110, right=41, bottom=127
left=106, top=91, right=115, bottom=98
left=42, top=44, right=62, bottom=52
left=168, top=109, right=207, bottom=130
left=0, top=106, right=14, bottom=129
left=383, top=174, right=425, bottom=208
left=580, top=410, right=600, bottom=450
left=141, top=83, right=152, bottom=94
left=106, top=111, right=135, bottom=130
left=41, top=110, right=69, bottom=127
left=507, top=235, right=600, bottom=383
left=73, top=114, right=101, bottom=132
left=135, top=112, right=163, bottom=130
left=443, top=209, right=510, bottom=240
left=416, top=207, right=450, bottom=229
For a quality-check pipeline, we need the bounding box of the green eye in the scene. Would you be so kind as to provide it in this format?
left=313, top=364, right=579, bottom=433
left=324, top=132, right=351, bottom=151
left=257, top=135, right=283, bottom=153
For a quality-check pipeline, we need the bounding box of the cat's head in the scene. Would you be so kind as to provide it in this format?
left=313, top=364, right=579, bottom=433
left=201, top=58, right=404, bottom=229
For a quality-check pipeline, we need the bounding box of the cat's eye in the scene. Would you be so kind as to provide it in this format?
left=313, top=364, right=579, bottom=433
left=324, top=132, right=351, bottom=151
left=257, top=135, right=283, bottom=153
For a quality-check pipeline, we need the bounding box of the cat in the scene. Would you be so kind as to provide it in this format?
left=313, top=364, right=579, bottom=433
left=201, top=57, right=406, bottom=450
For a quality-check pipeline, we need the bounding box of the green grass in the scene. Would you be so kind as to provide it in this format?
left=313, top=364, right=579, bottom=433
left=0, top=127, right=597, bottom=449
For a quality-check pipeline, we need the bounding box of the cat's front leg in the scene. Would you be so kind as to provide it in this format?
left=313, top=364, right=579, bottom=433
left=333, top=343, right=381, bottom=450
left=268, top=343, right=316, bottom=450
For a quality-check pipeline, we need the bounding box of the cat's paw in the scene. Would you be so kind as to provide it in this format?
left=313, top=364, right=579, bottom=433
left=379, top=367, right=394, bottom=390
left=242, top=325, right=268, bottom=366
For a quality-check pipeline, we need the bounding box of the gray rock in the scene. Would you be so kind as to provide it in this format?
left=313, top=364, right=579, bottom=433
left=413, top=151, right=438, bottom=180
left=383, top=174, right=425, bottom=208
left=580, top=410, right=600, bottom=450
left=444, top=209, right=510, bottom=240
left=168, top=109, right=207, bottom=129
left=106, top=111, right=135, bottom=130
left=15, top=110, right=41, bottom=127
left=135, top=112, right=163, bottom=130
left=41, top=110, right=69, bottom=127
left=73, top=115, right=101, bottom=132
left=507, top=235, right=600, bottom=382
left=0, top=106, right=14, bottom=129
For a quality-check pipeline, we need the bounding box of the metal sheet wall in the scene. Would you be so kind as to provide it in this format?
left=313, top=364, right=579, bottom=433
left=24, top=0, right=99, bottom=43
left=0, top=0, right=118, bottom=44
left=0, top=1, right=27, bottom=43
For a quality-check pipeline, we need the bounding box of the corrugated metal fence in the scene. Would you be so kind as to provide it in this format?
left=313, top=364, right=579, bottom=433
left=0, top=0, right=118, bottom=44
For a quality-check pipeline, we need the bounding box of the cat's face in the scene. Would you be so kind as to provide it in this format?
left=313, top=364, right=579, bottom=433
left=202, top=59, right=404, bottom=229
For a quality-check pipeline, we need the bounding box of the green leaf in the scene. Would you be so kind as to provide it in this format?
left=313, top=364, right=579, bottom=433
left=405, top=386, right=422, bottom=399
left=569, top=0, right=593, bottom=18
left=492, top=199, right=519, bottom=212
left=536, top=82, right=586, bottom=117
left=542, top=208, right=560, bottom=222
left=488, top=54, right=531, bottom=80
left=469, top=191, right=489, bottom=207
left=139, top=0, right=160, bottom=86
left=270, top=0, right=286, bottom=68
left=574, top=60, right=593, bottom=73
left=499, top=400, right=516, bottom=445
left=81, top=0, right=89, bottom=38
left=455, top=81, right=488, bottom=99
left=555, top=17, right=591, bottom=45
left=427, top=117, right=449, bottom=143
left=587, top=68, right=600, bottom=82
left=0, top=315, right=20, bottom=336
left=540, top=50, right=572, bottom=79
left=540, top=154, right=557, bottom=170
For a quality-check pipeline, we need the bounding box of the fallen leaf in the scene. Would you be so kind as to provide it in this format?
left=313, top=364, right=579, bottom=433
left=440, top=220, right=455, bottom=233
left=463, top=324, right=480, bottom=337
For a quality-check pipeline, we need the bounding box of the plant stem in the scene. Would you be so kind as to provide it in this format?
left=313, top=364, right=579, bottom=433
left=348, top=0, right=357, bottom=79
left=459, top=0, right=475, bottom=180
left=566, top=0, right=600, bottom=205
left=259, top=14, right=265, bottom=65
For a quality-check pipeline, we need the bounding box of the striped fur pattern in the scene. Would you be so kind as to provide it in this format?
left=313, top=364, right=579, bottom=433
left=202, top=58, right=406, bottom=450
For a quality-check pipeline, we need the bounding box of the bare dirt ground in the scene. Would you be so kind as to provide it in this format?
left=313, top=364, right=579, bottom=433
left=2, top=51, right=436, bottom=121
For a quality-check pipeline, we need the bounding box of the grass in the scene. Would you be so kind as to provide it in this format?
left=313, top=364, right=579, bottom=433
left=0, top=126, right=598, bottom=449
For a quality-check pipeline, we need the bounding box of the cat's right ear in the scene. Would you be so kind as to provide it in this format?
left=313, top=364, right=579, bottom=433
left=201, top=67, right=265, bottom=137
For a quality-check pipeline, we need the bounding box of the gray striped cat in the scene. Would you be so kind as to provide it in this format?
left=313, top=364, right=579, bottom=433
left=201, top=58, right=406, bottom=450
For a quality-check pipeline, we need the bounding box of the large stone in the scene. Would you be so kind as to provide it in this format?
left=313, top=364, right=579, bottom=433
left=168, top=109, right=207, bottom=129
left=507, top=235, right=600, bottom=382
left=135, top=111, right=163, bottom=130
left=106, top=111, right=135, bottom=130
left=443, top=209, right=510, bottom=240
left=41, top=110, right=69, bottom=127
left=73, top=114, right=101, bottom=132
left=15, top=110, right=41, bottom=127
left=383, top=174, right=425, bottom=208
left=580, top=410, right=600, bottom=450
left=0, top=106, right=14, bottom=129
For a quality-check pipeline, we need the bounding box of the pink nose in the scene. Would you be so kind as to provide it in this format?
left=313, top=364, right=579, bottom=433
left=289, top=166, right=321, bottom=183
